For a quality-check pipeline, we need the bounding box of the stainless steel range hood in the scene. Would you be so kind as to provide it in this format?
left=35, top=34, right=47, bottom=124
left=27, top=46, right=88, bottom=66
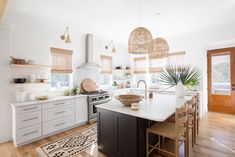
left=77, top=34, right=102, bottom=69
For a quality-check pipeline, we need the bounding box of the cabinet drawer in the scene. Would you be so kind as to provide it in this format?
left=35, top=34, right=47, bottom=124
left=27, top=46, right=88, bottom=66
left=43, top=116, right=74, bottom=135
left=42, top=104, right=74, bottom=122
left=17, top=104, right=41, bottom=114
left=42, top=100, right=73, bottom=110
left=17, top=124, right=42, bottom=144
left=17, top=111, right=41, bottom=129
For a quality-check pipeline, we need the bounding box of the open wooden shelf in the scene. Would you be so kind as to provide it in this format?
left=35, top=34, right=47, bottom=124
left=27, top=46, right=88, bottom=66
left=11, top=82, right=50, bottom=85
left=10, top=64, right=51, bottom=69
left=113, top=69, right=132, bottom=72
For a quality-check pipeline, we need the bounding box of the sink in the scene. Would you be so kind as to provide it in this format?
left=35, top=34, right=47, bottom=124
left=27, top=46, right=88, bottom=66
left=116, top=94, right=143, bottom=106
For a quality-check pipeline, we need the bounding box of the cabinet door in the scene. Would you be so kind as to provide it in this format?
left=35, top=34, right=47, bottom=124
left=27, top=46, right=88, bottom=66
left=115, top=113, right=137, bottom=157
left=97, top=109, right=115, bottom=157
left=75, top=97, right=88, bottom=124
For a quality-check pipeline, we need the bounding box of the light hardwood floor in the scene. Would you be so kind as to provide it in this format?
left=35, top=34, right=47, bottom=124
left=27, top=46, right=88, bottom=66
left=0, top=112, right=235, bottom=157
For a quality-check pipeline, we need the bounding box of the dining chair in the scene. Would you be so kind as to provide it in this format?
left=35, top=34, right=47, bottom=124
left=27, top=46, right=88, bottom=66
left=146, top=103, right=189, bottom=157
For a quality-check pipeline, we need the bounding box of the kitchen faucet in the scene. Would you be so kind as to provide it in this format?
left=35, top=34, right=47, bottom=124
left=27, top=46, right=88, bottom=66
left=137, top=80, right=147, bottom=100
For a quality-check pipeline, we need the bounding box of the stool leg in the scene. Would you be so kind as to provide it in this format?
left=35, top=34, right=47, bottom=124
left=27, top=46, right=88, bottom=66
left=194, top=117, right=197, bottom=145
left=197, top=117, right=199, bottom=135
left=146, top=131, right=149, bottom=157
left=158, top=135, right=161, bottom=155
left=176, top=138, right=179, bottom=157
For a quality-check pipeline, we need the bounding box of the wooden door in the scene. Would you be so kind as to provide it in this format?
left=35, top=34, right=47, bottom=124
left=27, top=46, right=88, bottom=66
left=208, top=47, right=235, bottom=114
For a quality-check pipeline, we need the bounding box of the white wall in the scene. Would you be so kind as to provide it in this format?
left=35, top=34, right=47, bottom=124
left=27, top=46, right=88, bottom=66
left=0, top=12, right=131, bottom=143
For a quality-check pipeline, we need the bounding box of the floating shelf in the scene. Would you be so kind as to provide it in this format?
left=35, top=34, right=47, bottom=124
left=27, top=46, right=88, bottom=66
left=11, top=82, right=50, bottom=85
left=10, top=64, right=51, bottom=69
left=113, top=69, right=132, bottom=72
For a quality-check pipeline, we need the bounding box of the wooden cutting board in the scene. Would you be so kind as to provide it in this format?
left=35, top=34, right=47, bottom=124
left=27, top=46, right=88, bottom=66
left=82, top=78, right=96, bottom=92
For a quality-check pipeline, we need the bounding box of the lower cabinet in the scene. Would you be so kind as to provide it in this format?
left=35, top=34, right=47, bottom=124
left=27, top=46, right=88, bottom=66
left=75, top=97, right=88, bottom=124
left=12, top=96, right=88, bottom=147
left=17, top=124, right=42, bottom=144
left=43, top=116, right=75, bottom=135
left=97, top=108, right=147, bottom=157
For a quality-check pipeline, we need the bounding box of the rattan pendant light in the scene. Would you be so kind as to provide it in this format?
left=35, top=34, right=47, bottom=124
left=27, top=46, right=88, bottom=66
left=128, top=0, right=153, bottom=54
left=128, top=27, right=153, bottom=54
left=150, top=13, right=169, bottom=56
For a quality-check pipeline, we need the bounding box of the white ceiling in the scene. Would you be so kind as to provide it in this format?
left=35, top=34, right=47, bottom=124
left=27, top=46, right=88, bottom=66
left=6, top=0, right=235, bottom=44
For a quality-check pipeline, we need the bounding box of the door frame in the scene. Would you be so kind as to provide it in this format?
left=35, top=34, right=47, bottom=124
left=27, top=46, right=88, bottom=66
left=207, top=47, right=235, bottom=114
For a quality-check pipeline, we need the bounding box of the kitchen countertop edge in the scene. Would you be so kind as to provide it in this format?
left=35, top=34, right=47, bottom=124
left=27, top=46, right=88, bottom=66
left=11, top=94, right=88, bottom=107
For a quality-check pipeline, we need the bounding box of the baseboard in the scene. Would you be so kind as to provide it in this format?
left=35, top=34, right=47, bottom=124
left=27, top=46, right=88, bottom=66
left=0, top=136, right=12, bottom=144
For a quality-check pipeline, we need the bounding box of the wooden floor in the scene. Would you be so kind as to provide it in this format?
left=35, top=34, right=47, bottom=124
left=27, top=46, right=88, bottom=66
left=0, top=112, right=235, bottom=157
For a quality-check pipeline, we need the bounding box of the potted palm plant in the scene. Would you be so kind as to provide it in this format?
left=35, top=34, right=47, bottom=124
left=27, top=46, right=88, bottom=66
left=158, top=65, right=200, bottom=97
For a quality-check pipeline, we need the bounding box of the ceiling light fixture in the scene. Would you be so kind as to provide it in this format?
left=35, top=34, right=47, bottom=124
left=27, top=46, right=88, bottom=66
left=60, top=26, right=72, bottom=43
left=128, top=0, right=153, bottom=54
left=105, top=40, right=116, bottom=53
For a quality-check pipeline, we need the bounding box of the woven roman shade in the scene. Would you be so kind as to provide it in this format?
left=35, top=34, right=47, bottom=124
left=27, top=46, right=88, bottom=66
left=149, top=55, right=168, bottom=73
left=51, top=48, right=73, bottom=73
left=133, top=57, right=147, bottom=74
left=167, top=51, right=186, bottom=66
left=100, top=55, right=112, bottom=74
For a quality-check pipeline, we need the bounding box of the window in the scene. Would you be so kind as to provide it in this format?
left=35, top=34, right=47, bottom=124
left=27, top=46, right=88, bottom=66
left=100, top=55, right=112, bottom=85
left=149, top=55, right=167, bottom=73
left=51, top=48, right=73, bottom=89
left=134, top=74, right=147, bottom=83
left=133, top=57, right=147, bottom=74
left=167, top=51, right=186, bottom=66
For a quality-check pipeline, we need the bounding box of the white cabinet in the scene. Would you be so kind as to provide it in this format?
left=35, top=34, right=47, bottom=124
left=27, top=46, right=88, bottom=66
left=43, top=116, right=75, bottom=135
left=75, top=97, right=88, bottom=124
left=12, top=103, right=42, bottom=146
left=11, top=95, right=88, bottom=147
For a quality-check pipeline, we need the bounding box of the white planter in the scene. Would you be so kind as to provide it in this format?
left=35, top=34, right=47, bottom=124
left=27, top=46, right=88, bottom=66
left=175, top=84, right=185, bottom=98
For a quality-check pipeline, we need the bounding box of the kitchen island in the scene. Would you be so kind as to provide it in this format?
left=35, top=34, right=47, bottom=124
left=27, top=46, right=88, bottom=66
left=96, top=93, right=192, bottom=157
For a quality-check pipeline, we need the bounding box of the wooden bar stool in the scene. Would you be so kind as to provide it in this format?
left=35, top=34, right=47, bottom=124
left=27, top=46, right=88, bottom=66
left=186, top=96, right=197, bottom=147
left=195, top=93, right=200, bottom=135
left=146, top=104, right=189, bottom=157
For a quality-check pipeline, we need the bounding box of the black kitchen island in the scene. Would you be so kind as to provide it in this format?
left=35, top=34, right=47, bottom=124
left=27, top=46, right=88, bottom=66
left=97, top=108, right=151, bottom=157
left=96, top=94, right=188, bottom=157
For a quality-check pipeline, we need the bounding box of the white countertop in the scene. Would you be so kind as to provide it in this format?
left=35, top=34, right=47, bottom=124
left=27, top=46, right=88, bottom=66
left=96, top=93, right=193, bottom=122
left=11, top=94, right=87, bottom=107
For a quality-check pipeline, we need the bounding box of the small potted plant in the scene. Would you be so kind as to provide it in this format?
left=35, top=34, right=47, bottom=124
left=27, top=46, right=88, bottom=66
left=159, top=65, right=200, bottom=97
left=70, top=85, right=79, bottom=96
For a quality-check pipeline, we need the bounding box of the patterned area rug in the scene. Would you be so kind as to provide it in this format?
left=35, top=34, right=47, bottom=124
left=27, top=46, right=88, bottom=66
left=36, top=125, right=97, bottom=157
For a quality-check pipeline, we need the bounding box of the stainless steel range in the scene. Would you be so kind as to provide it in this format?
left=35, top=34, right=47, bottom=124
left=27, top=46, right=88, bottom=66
left=83, top=91, right=111, bottom=124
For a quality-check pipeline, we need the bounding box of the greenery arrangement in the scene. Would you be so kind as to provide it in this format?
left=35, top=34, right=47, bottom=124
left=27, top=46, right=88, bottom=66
left=64, top=85, right=79, bottom=96
left=158, top=65, right=201, bottom=87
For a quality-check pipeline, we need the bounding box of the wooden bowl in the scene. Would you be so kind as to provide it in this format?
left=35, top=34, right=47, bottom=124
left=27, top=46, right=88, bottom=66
left=36, top=95, right=49, bottom=100
left=116, top=94, right=143, bottom=106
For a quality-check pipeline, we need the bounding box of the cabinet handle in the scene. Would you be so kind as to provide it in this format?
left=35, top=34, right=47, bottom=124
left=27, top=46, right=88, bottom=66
left=23, top=107, right=37, bottom=111
left=54, top=111, right=66, bottom=115
left=23, top=130, right=38, bottom=136
left=23, top=117, right=38, bottom=122
left=55, top=122, right=66, bottom=127
left=54, top=102, right=65, bottom=106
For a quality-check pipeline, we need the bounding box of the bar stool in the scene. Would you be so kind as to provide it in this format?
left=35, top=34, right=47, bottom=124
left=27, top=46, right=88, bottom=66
left=146, top=103, right=189, bottom=157
left=186, top=96, right=197, bottom=147
left=195, top=93, right=200, bottom=135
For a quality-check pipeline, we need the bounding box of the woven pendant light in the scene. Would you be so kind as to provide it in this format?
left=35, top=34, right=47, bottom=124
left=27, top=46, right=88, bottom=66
left=128, top=27, right=153, bottom=54
left=150, top=37, right=169, bottom=56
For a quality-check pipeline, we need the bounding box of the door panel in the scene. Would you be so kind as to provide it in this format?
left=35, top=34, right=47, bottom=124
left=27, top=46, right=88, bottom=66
left=208, top=47, right=235, bottom=114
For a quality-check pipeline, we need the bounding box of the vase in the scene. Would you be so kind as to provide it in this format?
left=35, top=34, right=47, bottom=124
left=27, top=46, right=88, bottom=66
left=175, top=84, right=185, bottom=98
